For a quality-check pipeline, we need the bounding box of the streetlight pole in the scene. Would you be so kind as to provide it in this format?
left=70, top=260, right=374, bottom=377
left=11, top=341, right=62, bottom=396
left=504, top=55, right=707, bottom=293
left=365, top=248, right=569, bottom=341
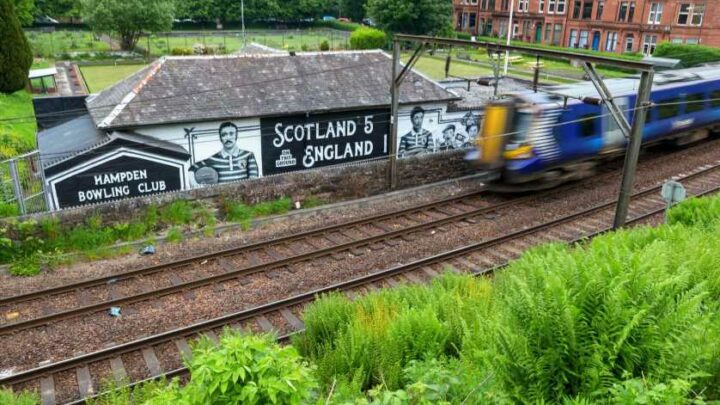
left=503, top=0, right=515, bottom=75
left=241, top=0, right=246, bottom=47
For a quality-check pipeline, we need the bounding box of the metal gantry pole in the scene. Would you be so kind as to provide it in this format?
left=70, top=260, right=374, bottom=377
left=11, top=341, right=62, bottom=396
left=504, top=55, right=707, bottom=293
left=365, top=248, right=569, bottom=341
left=241, top=0, right=247, bottom=47
left=389, top=39, right=401, bottom=190
left=613, top=69, right=655, bottom=229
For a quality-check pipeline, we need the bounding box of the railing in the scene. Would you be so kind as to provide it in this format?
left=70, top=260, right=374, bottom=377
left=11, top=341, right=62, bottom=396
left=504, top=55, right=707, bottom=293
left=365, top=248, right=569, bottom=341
left=0, top=151, right=49, bottom=215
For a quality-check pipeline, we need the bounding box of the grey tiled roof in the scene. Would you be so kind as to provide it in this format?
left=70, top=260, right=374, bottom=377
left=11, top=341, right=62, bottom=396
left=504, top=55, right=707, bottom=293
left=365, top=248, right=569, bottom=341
left=38, top=114, right=109, bottom=168
left=87, top=51, right=459, bottom=129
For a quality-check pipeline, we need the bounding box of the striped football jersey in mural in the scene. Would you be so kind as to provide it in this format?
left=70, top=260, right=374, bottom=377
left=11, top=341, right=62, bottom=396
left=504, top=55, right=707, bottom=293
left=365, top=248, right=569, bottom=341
left=398, top=129, right=432, bottom=158
left=192, top=148, right=259, bottom=183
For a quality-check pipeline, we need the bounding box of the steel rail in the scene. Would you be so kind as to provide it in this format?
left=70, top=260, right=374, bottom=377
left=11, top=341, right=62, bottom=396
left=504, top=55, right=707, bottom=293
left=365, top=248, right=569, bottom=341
left=5, top=162, right=719, bottom=392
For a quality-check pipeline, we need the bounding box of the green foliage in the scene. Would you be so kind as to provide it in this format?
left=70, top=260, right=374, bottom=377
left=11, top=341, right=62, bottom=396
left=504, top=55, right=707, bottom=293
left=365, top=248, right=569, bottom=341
left=316, top=19, right=363, bottom=32
left=339, top=0, right=367, bottom=22
left=654, top=42, right=720, bottom=67
left=171, top=47, right=193, bottom=55
left=165, top=227, right=183, bottom=243
left=668, top=194, right=720, bottom=228
left=0, top=388, right=39, bottom=405
left=0, top=0, right=33, bottom=93
left=349, top=27, right=386, bottom=50
left=296, top=274, right=493, bottom=391
left=0, top=201, right=20, bottom=218
left=221, top=196, right=293, bottom=227
left=142, top=331, right=318, bottom=404
left=11, top=0, right=34, bottom=26
left=158, top=200, right=195, bottom=225
left=320, top=40, right=330, bottom=51
left=85, top=377, right=170, bottom=405
left=366, top=0, right=452, bottom=35
left=81, top=0, right=174, bottom=51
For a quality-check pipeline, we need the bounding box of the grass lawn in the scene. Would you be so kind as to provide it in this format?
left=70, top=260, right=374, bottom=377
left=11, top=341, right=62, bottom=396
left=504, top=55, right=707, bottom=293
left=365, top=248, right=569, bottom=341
left=0, top=91, right=37, bottom=159
left=25, top=30, right=110, bottom=58
left=145, top=29, right=350, bottom=55
left=80, top=64, right=148, bottom=93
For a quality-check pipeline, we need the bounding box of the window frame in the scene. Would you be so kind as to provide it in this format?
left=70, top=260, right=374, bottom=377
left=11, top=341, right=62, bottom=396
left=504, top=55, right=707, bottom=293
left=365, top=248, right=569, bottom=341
left=685, top=93, right=706, bottom=113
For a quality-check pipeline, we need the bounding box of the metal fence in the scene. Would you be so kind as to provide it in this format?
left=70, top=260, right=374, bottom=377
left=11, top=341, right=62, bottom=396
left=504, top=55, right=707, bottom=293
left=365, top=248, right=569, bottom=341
left=0, top=151, right=49, bottom=215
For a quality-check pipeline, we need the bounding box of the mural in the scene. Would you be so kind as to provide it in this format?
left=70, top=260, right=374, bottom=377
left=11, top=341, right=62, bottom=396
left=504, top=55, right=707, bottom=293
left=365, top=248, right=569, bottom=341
left=189, top=122, right=260, bottom=185
left=396, top=106, right=481, bottom=158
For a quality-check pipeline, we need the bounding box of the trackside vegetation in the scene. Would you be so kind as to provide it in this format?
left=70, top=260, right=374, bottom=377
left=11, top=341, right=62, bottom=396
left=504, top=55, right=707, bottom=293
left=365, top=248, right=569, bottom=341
left=0, top=195, right=324, bottom=276
left=5, top=193, right=720, bottom=404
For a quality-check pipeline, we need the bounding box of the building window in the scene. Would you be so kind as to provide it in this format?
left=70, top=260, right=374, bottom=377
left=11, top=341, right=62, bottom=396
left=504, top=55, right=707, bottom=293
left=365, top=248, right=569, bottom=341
left=648, top=2, right=663, bottom=24
left=691, top=4, right=704, bottom=25
left=470, top=13, right=477, bottom=27
left=573, top=0, right=580, bottom=18
left=548, top=0, right=556, bottom=12
left=686, top=38, right=699, bottom=44
left=605, top=32, right=618, bottom=52
left=618, top=1, right=628, bottom=21
left=501, top=0, right=510, bottom=11
left=499, top=20, right=508, bottom=37
left=557, top=0, right=566, bottom=13
left=545, top=23, right=552, bottom=41
left=678, top=4, right=690, bottom=24
left=553, top=23, right=563, bottom=45
left=579, top=30, right=589, bottom=48
left=518, top=0, right=529, bottom=12
left=628, top=1, right=635, bottom=21
left=597, top=0, right=605, bottom=19
left=671, top=38, right=684, bottom=44
left=582, top=1, right=593, bottom=18
left=643, top=34, right=657, bottom=55
left=625, top=35, right=634, bottom=52
left=569, top=29, right=578, bottom=47
left=539, top=0, right=545, bottom=12
left=513, top=23, right=519, bottom=38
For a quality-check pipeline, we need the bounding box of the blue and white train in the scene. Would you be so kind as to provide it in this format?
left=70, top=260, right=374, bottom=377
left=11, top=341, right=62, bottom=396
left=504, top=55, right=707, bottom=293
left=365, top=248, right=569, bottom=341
left=472, top=65, right=720, bottom=188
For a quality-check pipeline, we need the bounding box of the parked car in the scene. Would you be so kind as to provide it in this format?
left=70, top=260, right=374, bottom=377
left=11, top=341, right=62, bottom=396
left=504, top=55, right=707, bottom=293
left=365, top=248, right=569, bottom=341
left=338, top=17, right=351, bottom=23
left=323, top=16, right=336, bottom=21
left=35, top=15, right=59, bottom=24
left=362, top=18, right=376, bottom=27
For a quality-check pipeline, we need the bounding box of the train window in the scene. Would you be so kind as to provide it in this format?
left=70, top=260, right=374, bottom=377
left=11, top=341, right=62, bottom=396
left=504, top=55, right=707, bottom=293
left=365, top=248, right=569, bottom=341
left=579, top=114, right=597, bottom=137
left=711, top=90, right=720, bottom=108
left=657, top=97, right=680, bottom=119
left=685, top=93, right=706, bottom=113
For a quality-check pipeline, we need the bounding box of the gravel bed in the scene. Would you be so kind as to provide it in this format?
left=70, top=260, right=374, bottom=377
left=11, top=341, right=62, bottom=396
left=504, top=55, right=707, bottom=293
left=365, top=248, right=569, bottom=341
left=2, top=137, right=720, bottom=388
left=155, top=342, right=183, bottom=372
left=1, top=178, right=490, bottom=297
left=53, top=369, right=79, bottom=404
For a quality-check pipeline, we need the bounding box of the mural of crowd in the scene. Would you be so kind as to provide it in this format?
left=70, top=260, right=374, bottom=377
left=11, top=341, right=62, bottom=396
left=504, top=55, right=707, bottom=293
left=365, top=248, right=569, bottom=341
left=398, top=107, right=479, bottom=158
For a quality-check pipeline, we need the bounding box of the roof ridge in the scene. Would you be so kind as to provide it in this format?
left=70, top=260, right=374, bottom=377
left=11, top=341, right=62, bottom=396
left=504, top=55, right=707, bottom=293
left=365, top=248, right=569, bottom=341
left=97, top=58, right=167, bottom=129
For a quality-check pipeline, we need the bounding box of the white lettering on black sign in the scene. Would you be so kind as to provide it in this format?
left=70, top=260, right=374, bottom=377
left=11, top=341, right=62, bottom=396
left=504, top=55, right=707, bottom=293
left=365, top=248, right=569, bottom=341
left=53, top=156, right=183, bottom=209
left=260, top=109, right=389, bottom=175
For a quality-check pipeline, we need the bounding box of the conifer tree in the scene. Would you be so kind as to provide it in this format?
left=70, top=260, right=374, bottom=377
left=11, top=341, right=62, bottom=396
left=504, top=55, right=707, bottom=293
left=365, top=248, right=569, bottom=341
left=0, top=0, right=33, bottom=94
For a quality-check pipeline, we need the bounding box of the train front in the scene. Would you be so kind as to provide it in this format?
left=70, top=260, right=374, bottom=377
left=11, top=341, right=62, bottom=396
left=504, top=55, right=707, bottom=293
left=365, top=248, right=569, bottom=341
left=468, top=96, right=549, bottom=185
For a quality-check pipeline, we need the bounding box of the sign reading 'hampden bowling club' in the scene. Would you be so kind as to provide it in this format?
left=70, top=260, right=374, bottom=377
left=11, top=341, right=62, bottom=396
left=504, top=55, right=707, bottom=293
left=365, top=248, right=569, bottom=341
left=260, top=109, right=390, bottom=175
left=50, top=154, right=186, bottom=209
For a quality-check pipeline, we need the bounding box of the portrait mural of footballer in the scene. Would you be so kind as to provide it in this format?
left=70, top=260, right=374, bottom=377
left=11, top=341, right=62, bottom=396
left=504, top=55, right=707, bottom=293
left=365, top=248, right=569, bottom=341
left=186, top=121, right=263, bottom=185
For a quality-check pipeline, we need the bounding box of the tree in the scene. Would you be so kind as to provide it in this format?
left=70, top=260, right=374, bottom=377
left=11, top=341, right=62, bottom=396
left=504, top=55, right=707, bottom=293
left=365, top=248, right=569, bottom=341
left=366, top=0, right=452, bottom=35
left=340, top=0, right=365, bottom=21
left=34, top=0, right=82, bottom=22
left=82, top=0, right=173, bottom=51
left=12, top=0, right=34, bottom=25
left=0, top=0, right=33, bottom=93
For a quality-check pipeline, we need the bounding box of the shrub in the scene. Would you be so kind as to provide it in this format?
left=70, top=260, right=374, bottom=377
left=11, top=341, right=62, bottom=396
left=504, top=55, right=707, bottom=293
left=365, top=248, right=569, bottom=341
left=165, top=227, right=183, bottom=243
left=0, top=202, right=19, bottom=218
left=456, top=32, right=472, bottom=40
left=667, top=193, right=720, bottom=228
left=320, top=40, right=330, bottom=51
left=349, top=27, right=387, bottom=50
left=170, top=47, right=193, bottom=56
left=158, top=200, right=195, bottom=225
left=654, top=42, right=720, bottom=67
left=144, top=331, right=318, bottom=404
left=300, top=43, right=309, bottom=52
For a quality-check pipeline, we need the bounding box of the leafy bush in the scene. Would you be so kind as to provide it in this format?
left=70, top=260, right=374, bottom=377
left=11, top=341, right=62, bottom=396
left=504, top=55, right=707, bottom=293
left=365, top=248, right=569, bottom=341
left=320, top=40, right=330, bottom=51
left=170, top=47, right=193, bottom=56
left=654, top=42, right=720, bottom=67
left=456, top=32, right=472, bottom=40
left=165, top=227, right=183, bottom=243
left=144, top=331, right=318, bottom=404
left=349, top=27, right=387, bottom=50
left=0, top=201, right=19, bottom=218
left=221, top=196, right=293, bottom=227
left=0, top=388, right=38, bottom=405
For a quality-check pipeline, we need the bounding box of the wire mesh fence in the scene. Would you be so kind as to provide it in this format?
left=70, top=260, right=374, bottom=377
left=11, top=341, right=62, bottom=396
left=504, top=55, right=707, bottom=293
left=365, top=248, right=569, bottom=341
left=0, top=151, right=48, bottom=215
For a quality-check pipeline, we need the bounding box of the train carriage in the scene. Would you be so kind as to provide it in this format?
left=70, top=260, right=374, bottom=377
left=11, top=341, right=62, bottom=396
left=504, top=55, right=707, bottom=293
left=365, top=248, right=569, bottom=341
left=473, top=65, right=720, bottom=188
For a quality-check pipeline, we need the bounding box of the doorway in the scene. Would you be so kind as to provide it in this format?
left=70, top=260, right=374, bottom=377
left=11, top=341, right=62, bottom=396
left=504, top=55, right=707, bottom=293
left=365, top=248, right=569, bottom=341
left=592, top=31, right=601, bottom=51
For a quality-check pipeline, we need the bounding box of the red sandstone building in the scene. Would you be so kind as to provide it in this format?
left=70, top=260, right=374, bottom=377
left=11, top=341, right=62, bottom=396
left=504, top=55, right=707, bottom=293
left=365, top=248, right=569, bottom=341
left=454, top=0, right=720, bottom=54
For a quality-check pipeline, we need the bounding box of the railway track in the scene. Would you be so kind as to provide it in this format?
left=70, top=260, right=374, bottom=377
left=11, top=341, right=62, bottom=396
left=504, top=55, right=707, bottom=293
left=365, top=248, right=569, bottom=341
left=5, top=161, right=720, bottom=405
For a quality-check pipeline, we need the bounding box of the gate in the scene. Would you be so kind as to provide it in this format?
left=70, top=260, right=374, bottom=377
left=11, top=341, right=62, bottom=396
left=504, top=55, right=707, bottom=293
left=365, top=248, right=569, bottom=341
left=0, top=151, right=49, bottom=215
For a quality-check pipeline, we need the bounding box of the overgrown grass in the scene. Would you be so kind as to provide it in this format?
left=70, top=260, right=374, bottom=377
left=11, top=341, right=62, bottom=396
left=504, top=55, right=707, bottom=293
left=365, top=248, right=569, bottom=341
left=0, top=388, right=39, bottom=405
left=295, top=192, right=720, bottom=403
left=0, top=91, right=37, bottom=159
left=221, top=196, right=293, bottom=229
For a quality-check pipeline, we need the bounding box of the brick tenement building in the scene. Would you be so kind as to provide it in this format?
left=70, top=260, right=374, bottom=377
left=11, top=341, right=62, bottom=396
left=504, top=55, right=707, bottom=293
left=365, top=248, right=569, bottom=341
left=454, top=0, right=720, bottom=55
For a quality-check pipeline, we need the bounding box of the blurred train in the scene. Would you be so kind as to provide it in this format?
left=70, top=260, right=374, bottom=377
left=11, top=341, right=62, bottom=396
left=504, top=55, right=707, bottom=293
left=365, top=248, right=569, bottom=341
left=470, top=65, right=720, bottom=189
